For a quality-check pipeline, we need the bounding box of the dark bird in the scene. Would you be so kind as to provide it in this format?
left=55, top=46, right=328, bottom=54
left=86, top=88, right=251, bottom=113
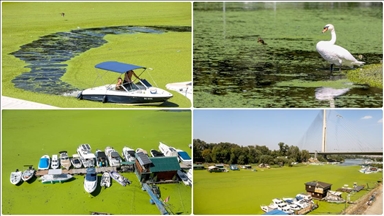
left=257, top=37, right=267, bottom=45
left=60, top=12, right=65, bottom=17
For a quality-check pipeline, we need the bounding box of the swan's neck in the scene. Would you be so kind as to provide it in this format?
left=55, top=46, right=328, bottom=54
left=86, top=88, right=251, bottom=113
left=329, top=29, right=336, bottom=44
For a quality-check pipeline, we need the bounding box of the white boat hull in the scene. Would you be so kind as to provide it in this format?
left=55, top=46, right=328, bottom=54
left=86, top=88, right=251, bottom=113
left=10, top=171, right=22, bottom=185
left=79, top=84, right=172, bottom=105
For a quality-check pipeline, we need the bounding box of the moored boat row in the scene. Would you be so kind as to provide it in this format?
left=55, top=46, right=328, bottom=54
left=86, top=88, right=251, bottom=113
left=260, top=194, right=317, bottom=215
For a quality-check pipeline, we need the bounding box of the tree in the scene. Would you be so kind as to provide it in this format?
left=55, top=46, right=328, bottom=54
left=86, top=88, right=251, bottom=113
left=201, top=149, right=212, bottom=163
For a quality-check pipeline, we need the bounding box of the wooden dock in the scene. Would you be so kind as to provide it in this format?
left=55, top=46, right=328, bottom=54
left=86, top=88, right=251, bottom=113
left=35, top=167, right=117, bottom=177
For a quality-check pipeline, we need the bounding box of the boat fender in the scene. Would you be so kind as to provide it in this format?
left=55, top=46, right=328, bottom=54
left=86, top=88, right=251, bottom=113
left=102, top=95, right=107, bottom=103
left=150, top=88, right=157, bottom=94
left=77, top=91, right=83, bottom=100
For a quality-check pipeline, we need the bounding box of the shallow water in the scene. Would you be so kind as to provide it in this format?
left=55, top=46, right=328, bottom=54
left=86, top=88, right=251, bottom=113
left=10, top=25, right=191, bottom=95
left=193, top=2, right=383, bottom=108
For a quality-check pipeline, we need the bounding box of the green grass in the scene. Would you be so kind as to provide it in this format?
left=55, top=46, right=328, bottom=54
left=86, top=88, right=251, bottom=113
left=193, top=164, right=382, bottom=214
left=347, top=63, right=383, bottom=88
left=2, top=110, right=191, bottom=214
left=2, top=2, right=191, bottom=108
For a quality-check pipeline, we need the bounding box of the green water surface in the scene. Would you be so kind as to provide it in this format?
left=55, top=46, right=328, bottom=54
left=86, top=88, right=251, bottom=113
left=194, top=2, right=383, bottom=108
left=2, top=110, right=191, bottom=215
left=193, top=164, right=382, bottom=214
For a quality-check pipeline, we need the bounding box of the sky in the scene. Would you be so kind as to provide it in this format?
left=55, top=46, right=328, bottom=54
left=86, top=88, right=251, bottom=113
left=193, top=109, right=383, bottom=152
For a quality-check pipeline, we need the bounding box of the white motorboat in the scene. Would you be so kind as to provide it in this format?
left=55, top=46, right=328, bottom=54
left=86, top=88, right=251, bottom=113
left=122, top=146, right=136, bottom=162
left=158, top=142, right=178, bottom=157
left=277, top=204, right=294, bottom=214
left=84, top=167, right=98, bottom=193
left=177, top=170, right=191, bottom=186
left=110, top=171, right=131, bottom=186
left=105, top=146, right=122, bottom=168
left=100, top=172, right=111, bottom=188
left=289, top=204, right=302, bottom=211
left=10, top=169, right=22, bottom=185
left=21, top=166, right=36, bottom=182
left=260, top=205, right=276, bottom=213
left=71, top=154, right=83, bottom=169
left=136, top=148, right=148, bottom=156
left=40, top=169, right=73, bottom=184
left=38, top=155, right=50, bottom=170
left=77, top=61, right=173, bottom=105
left=150, top=149, right=165, bottom=157
left=77, top=144, right=96, bottom=168
left=59, top=151, right=71, bottom=170
left=165, top=81, right=192, bottom=102
left=51, top=154, right=60, bottom=169
left=95, top=150, right=108, bottom=167
left=186, top=169, right=192, bottom=185
left=176, top=149, right=192, bottom=164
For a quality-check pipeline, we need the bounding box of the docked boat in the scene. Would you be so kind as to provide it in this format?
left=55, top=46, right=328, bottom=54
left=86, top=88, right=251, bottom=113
left=59, top=151, right=71, bottom=170
left=136, top=148, right=148, bottom=156
left=84, top=167, right=98, bottom=193
left=71, top=154, right=83, bottom=169
left=177, top=170, right=191, bottom=186
left=105, top=146, right=122, bottom=168
left=260, top=205, right=276, bottom=213
left=158, top=142, right=178, bottom=157
left=277, top=203, right=294, bottom=214
left=176, top=149, right=192, bottom=164
left=40, top=169, right=73, bottom=184
left=51, top=154, right=60, bottom=169
left=21, top=166, right=36, bottom=182
left=95, top=150, right=109, bottom=167
left=77, top=144, right=96, bottom=168
left=186, top=169, right=192, bottom=185
left=110, top=171, right=131, bottom=186
left=38, top=155, right=50, bottom=170
left=77, top=61, right=173, bottom=105
left=100, top=172, right=111, bottom=188
left=10, top=169, right=22, bottom=185
left=122, top=146, right=136, bottom=162
left=150, top=149, right=165, bottom=157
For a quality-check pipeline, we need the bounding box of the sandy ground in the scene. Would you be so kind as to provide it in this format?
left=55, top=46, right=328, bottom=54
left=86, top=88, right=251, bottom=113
left=363, top=184, right=383, bottom=215
left=2, top=96, right=58, bottom=109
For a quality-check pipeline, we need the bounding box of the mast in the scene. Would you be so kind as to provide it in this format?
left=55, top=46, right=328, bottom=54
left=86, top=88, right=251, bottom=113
left=321, top=109, right=326, bottom=152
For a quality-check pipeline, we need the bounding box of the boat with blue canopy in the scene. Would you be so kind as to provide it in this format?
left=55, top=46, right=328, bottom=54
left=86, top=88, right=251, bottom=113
left=77, top=61, right=173, bottom=105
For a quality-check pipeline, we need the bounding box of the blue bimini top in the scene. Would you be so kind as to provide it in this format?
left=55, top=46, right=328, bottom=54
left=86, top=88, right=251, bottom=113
left=95, top=61, right=146, bottom=74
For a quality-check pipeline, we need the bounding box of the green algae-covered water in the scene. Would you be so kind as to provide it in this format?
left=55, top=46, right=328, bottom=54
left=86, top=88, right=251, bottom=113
left=193, top=2, right=383, bottom=108
left=2, top=110, right=191, bottom=214
left=193, top=164, right=382, bottom=214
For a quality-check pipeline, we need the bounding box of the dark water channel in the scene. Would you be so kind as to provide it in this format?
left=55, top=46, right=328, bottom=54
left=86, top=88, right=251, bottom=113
left=10, top=26, right=190, bottom=95
left=193, top=2, right=383, bottom=108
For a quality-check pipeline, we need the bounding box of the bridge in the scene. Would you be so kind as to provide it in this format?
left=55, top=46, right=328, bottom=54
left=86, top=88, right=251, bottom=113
left=299, top=110, right=383, bottom=157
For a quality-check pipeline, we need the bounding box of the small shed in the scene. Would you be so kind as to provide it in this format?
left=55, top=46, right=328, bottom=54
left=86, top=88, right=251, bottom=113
left=149, top=156, right=180, bottom=182
left=193, top=164, right=205, bottom=170
left=305, top=181, right=332, bottom=199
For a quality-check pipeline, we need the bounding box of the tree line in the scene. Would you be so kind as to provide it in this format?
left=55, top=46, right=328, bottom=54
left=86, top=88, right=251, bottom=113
left=194, top=139, right=328, bottom=165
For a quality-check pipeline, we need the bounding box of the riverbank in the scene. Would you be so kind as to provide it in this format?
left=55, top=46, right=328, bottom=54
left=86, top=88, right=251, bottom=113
left=343, top=183, right=383, bottom=215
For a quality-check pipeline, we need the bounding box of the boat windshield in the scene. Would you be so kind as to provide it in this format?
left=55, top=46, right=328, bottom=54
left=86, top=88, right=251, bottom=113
left=86, top=173, right=97, bottom=181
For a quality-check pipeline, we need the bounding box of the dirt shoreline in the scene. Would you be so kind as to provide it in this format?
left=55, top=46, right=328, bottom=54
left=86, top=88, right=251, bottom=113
left=343, top=183, right=382, bottom=215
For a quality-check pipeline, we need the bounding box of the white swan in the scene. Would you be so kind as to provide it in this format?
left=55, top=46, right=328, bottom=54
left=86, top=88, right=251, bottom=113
left=316, top=24, right=364, bottom=72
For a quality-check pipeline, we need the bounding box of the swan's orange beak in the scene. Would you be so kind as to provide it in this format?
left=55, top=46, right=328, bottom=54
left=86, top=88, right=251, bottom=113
left=322, top=27, right=328, bottom=33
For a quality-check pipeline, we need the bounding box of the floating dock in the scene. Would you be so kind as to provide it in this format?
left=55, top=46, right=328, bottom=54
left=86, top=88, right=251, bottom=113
left=142, top=183, right=169, bottom=215
left=35, top=167, right=117, bottom=176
